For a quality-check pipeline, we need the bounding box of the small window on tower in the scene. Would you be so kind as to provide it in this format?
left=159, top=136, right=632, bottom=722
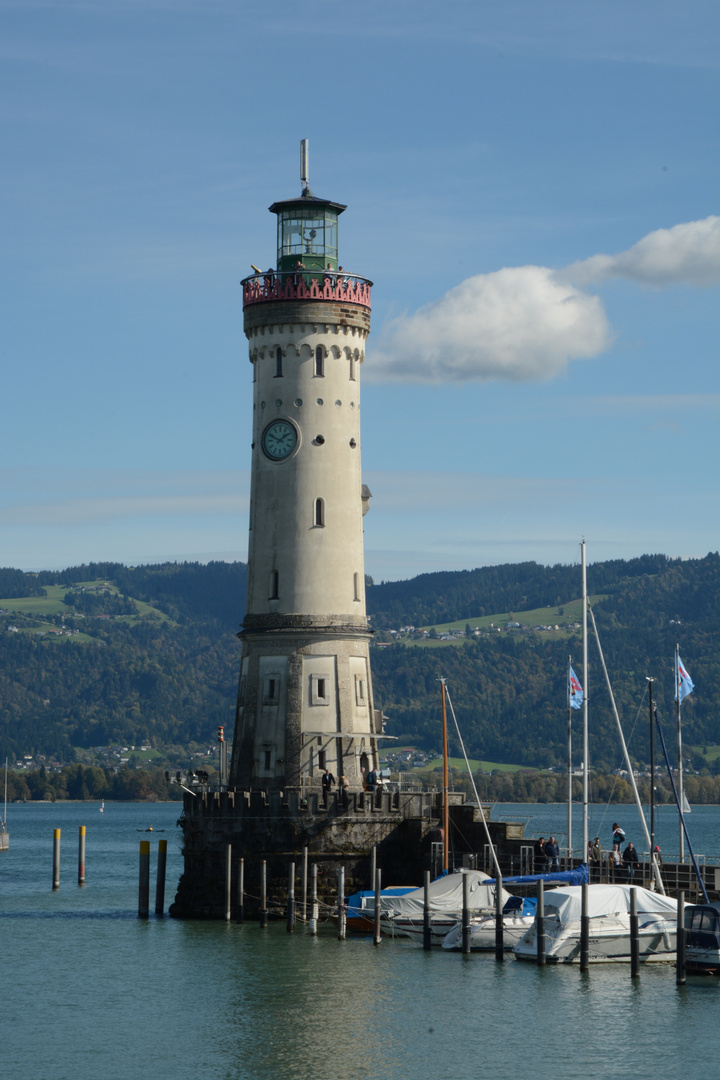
left=264, top=750, right=272, bottom=771
left=314, top=498, right=325, bottom=527
left=263, top=675, right=280, bottom=704
left=353, top=572, right=361, bottom=601
left=311, top=674, right=329, bottom=705
left=355, top=676, right=366, bottom=705
left=269, top=570, right=279, bottom=600
left=349, top=357, right=356, bottom=381
left=275, top=347, right=283, bottom=378
left=314, top=346, right=324, bottom=378
left=318, top=749, right=327, bottom=770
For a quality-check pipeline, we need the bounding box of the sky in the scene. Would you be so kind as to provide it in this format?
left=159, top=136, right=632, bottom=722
left=1, top=0, right=718, bottom=583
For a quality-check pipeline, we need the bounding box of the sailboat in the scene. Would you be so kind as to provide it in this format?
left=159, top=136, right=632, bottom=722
left=0, top=758, right=9, bottom=851
left=100, top=799, right=105, bottom=813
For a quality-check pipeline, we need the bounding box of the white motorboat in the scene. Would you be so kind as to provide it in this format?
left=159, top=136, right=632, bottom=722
left=379, top=869, right=513, bottom=946
left=513, top=884, right=678, bottom=963
left=442, top=896, right=537, bottom=951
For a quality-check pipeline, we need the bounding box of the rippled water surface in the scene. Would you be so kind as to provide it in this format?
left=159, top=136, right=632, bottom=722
left=2, top=802, right=718, bottom=1080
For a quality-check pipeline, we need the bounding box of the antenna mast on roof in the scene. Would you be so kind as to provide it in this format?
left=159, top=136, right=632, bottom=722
left=300, top=138, right=312, bottom=196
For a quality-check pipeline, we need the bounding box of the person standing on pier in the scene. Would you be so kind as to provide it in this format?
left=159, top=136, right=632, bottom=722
left=322, top=766, right=336, bottom=808
left=544, top=836, right=560, bottom=872
left=611, top=822, right=626, bottom=848
left=623, top=842, right=639, bottom=881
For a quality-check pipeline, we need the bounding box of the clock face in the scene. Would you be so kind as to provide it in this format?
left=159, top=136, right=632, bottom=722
left=261, top=419, right=298, bottom=461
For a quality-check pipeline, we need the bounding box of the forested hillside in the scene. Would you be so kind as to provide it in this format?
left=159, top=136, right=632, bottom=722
left=1, top=554, right=718, bottom=772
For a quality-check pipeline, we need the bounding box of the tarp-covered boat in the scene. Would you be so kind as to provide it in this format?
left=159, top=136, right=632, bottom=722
left=513, top=884, right=678, bottom=963
left=380, top=870, right=513, bottom=946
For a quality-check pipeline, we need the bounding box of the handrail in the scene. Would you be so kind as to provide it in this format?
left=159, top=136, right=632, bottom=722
left=241, top=270, right=372, bottom=309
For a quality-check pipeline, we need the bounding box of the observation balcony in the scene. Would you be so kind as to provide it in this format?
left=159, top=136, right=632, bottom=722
left=242, top=270, right=372, bottom=310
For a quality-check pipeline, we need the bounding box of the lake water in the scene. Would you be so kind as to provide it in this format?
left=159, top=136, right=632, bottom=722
left=2, top=801, right=718, bottom=1080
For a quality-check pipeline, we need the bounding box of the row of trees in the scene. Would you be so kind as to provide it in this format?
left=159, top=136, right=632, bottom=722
left=5, top=764, right=185, bottom=802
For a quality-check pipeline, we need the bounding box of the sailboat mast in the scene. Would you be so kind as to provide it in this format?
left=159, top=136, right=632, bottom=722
left=676, top=643, right=685, bottom=862
left=567, top=654, right=573, bottom=860
left=648, top=677, right=656, bottom=868
left=440, top=677, right=449, bottom=872
left=581, top=540, right=589, bottom=861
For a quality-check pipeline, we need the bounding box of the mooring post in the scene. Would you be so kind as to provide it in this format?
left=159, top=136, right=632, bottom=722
left=310, top=863, right=318, bottom=935
left=462, top=872, right=471, bottom=954
left=580, top=882, right=590, bottom=972
left=370, top=844, right=376, bottom=891
left=676, top=890, right=685, bottom=986
left=301, top=845, right=308, bottom=922
left=236, top=857, right=245, bottom=923
left=224, top=843, right=232, bottom=922
left=630, top=886, right=640, bottom=977
left=337, top=866, right=346, bottom=940
left=260, top=859, right=268, bottom=928
left=495, top=872, right=504, bottom=961
left=78, top=825, right=86, bottom=885
left=536, top=879, right=546, bottom=965
left=373, top=867, right=382, bottom=946
left=155, top=839, right=167, bottom=915
left=423, top=870, right=432, bottom=951
left=52, top=828, right=61, bottom=890
left=138, top=840, right=150, bottom=918
left=287, top=861, right=296, bottom=932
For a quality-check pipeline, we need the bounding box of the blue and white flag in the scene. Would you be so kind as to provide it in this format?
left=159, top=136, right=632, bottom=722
left=676, top=656, right=694, bottom=702
left=569, top=667, right=583, bottom=709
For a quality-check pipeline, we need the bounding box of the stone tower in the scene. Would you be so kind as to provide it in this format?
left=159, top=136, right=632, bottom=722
left=229, top=142, right=381, bottom=797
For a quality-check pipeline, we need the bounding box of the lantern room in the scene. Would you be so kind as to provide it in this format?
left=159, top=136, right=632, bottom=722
left=269, top=195, right=346, bottom=275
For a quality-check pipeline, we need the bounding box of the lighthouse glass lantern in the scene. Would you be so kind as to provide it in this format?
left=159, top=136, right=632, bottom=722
left=270, top=197, right=345, bottom=274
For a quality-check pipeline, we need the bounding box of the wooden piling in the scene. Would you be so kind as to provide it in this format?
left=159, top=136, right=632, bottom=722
left=580, top=882, right=590, bottom=971
left=52, top=828, right=61, bottom=890
left=676, top=890, right=685, bottom=986
left=370, top=844, right=376, bottom=891
left=310, top=864, right=318, bottom=935
left=495, top=872, right=504, bottom=961
left=155, top=839, right=167, bottom=915
left=301, top=846, right=308, bottom=923
left=259, top=860, right=268, bottom=928
left=373, top=867, right=382, bottom=946
left=236, top=857, right=245, bottom=923
left=337, top=866, right=346, bottom=940
left=422, top=871, right=432, bottom=951
left=286, top=861, right=296, bottom=932
left=536, top=879, right=546, bottom=965
left=462, top=872, right=471, bottom=954
left=630, top=886, right=640, bottom=977
left=225, top=843, right=232, bottom=922
left=78, top=825, right=86, bottom=885
left=138, top=840, right=150, bottom=918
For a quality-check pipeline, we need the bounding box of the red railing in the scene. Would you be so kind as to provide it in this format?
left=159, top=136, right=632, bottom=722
left=242, top=271, right=372, bottom=309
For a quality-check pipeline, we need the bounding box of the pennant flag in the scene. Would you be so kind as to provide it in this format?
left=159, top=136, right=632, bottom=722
left=676, top=656, right=694, bottom=702
left=569, top=666, right=584, bottom=709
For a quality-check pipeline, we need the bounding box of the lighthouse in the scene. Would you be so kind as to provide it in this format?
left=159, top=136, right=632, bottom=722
left=229, top=141, right=381, bottom=797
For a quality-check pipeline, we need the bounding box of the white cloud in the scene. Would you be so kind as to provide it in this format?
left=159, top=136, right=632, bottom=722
left=565, top=216, right=720, bottom=288
left=367, top=266, right=611, bottom=384
left=367, top=216, right=719, bottom=384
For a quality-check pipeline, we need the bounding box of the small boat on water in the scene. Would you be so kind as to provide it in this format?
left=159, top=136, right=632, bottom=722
left=344, top=886, right=417, bottom=933
left=442, top=895, right=537, bottom=951
left=379, top=870, right=513, bottom=946
left=513, top=884, right=678, bottom=964
left=685, top=901, right=720, bottom=975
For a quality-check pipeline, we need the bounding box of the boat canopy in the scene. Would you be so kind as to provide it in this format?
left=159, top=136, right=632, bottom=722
left=486, top=866, right=588, bottom=887
left=543, top=884, right=678, bottom=924
left=380, top=869, right=511, bottom=918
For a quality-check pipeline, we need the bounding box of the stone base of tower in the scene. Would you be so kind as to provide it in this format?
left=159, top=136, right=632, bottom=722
left=169, top=788, right=528, bottom=919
